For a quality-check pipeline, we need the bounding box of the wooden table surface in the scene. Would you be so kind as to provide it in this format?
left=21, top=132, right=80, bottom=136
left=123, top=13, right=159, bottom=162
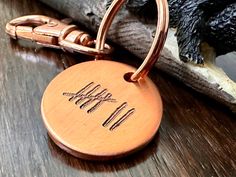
left=0, top=0, right=235, bottom=177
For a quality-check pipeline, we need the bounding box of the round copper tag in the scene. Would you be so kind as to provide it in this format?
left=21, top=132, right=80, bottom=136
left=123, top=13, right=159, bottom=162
left=41, top=60, right=163, bottom=160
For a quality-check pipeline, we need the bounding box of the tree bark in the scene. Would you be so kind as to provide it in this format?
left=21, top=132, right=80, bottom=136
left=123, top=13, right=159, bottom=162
left=40, top=0, right=236, bottom=112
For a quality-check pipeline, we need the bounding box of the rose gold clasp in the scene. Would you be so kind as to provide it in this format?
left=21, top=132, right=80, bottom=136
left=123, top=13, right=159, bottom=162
left=6, top=15, right=112, bottom=56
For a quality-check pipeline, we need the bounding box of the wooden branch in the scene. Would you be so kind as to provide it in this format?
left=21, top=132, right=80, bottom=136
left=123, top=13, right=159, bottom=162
left=40, top=0, right=236, bottom=112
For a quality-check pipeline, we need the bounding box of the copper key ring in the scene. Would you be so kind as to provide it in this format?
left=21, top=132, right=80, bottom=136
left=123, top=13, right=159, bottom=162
left=96, top=0, right=169, bottom=81
left=5, top=15, right=112, bottom=56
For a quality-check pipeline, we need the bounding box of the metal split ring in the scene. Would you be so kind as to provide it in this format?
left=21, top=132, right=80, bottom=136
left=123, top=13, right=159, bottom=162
left=96, top=0, right=169, bottom=81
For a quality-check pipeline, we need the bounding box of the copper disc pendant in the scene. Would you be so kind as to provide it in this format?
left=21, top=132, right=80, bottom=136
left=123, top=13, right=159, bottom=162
left=41, top=60, right=163, bottom=160
left=41, top=0, right=168, bottom=160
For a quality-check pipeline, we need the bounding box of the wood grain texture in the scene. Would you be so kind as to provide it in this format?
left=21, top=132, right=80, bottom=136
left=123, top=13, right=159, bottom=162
left=0, top=0, right=235, bottom=176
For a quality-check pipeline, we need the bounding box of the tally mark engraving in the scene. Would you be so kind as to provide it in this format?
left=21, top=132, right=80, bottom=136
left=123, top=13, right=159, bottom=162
left=103, top=102, right=136, bottom=131
left=63, top=82, right=116, bottom=113
left=62, top=82, right=135, bottom=131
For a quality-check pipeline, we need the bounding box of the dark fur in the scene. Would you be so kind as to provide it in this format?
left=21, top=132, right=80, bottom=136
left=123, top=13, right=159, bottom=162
left=107, top=0, right=236, bottom=64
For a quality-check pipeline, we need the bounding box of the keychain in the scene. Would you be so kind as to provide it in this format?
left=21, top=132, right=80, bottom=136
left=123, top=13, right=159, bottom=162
left=6, top=0, right=168, bottom=160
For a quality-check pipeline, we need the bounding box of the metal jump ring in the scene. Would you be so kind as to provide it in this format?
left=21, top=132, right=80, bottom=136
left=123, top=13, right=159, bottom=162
left=58, top=25, right=112, bottom=56
left=95, top=0, right=169, bottom=81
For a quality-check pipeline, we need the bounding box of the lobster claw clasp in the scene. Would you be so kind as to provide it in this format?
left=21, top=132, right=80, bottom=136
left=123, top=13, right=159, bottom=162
left=5, top=15, right=80, bottom=49
left=6, top=15, right=112, bottom=55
